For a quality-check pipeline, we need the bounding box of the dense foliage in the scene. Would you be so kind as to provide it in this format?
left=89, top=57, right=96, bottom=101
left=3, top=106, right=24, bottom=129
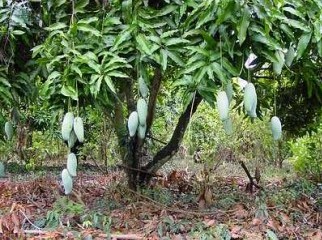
left=1, top=0, right=322, bottom=188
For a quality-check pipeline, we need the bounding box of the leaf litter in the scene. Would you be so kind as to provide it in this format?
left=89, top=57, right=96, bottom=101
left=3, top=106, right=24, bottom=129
left=0, top=166, right=321, bottom=239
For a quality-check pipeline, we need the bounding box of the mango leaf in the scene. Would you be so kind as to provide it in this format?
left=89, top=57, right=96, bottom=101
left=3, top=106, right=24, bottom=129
left=75, top=0, right=89, bottom=13
left=160, top=49, right=168, bottom=71
left=165, top=38, right=189, bottom=46
left=166, top=49, right=184, bottom=66
left=77, top=23, right=101, bottom=37
left=47, top=71, right=61, bottom=81
left=238, top=8, right=250, bottom=45
left=212, top=62, right=226, bottom=82
left=112, top=26, right=134, bottom=51
left=107, top=71, right=128, bottom=78
left=78, top=17, right=98, bottom=25
left=273, top=50, right=285, bottom=75
left=283, top=6, right=305, bottom=20
left=296, top=32, right=312, bottom=60
left=104, top=75, right=116, bottom=93
left=136, top=34, right=152, bottom=55
left=61, top=85, right=78, bottom=100
left=45, top=22, right=67, bottom=31
left=87, top=61, right=101, bottom=74
left=12, top=30, right=25, bottom=35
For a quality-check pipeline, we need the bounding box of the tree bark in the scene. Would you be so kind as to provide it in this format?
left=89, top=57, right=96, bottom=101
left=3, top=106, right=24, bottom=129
left=140, top=92, right=203, bottom=183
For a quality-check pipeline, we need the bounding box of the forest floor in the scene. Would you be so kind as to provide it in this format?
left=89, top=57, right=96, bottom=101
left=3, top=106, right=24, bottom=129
left=0, top=158, right=321, bottom=240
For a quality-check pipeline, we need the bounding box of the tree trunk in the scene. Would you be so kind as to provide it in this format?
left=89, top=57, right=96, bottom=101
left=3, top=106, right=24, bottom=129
left=139, top=92, right=203, bottom=184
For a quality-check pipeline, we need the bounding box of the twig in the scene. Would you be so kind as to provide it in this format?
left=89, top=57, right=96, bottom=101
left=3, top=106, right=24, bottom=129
left=146, top=134, right=167, bottom=145
left=19, top=209, right=42, bottom=231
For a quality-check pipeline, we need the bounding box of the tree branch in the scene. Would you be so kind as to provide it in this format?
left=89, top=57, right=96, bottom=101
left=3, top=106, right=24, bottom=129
left=144, top=92, right=203, bottom=174
left=146, top=67, right=162, bottom=134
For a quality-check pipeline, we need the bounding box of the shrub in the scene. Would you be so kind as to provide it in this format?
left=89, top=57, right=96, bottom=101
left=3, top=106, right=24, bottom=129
left=289, top=125, right=322, bottom=182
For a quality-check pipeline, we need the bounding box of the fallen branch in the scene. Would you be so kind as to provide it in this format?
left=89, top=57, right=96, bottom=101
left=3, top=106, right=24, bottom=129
left=19, top=210, right=42, bottom=231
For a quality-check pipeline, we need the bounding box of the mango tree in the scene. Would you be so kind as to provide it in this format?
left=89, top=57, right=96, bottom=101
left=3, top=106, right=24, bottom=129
left=1, top=0, right=322, bottom=189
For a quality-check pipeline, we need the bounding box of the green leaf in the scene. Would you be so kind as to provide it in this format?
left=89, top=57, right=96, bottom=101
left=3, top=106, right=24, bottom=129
left=71, top=65, right=82, bottom=77
left=104, top=76, right=116, bottom=94
left=283, top=7, right=305, bottom=20
left=155, top=5, right=177, bottom=17
left=211, top=62, right=226, bottom=82
left=61, top=85, right=78, bottom=100
left=47, top=71, right=61, bottom=81
left=90, top=75, right=102, bottom=97
left=12, top=30, right=25, bottom=35
left=277, top=16, right=311, bottom=32
left=165, top=38, right=189, bottom=46
left=166, top=49, right=184, bottom=66
left=285, top=46, right=295, bottom=67
left=0, top=77, right=11, bottom=87
left=238, top=8, right=250, bottom=45
left=107, top=71, right=128, bottom=78
left=45, top=22, right=67, bottom=31
left=184, top=61, right=206, bottom=74
left=296, top=32, right=312, bottom=60
left=88, top=61, right=101, bottom=74
left=75, top=0, right=89, bottom=13
left=112, top=26, right=133, bottom=51
left=78, top=17, right=98, bottom=25
left=273, top=50, right=285, bottom=75
left=136, top=34, right=152, bottom=55
left=160, top=49, right=168, bottom=71
left=77, top=24, right=101, bottom=37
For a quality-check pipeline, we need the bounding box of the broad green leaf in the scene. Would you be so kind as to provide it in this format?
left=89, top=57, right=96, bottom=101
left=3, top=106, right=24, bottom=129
left=75, top=0, right=89, bottom=13
left=184, top=61, right=206, bottom=74
left=61, top=85, right=78, bottom=100
left=90, top=75, right=102, bottom=97
left=160, top=49, right=168, bottom=71
left=211, top=62, right=226, bottom=82
left=87, top=61, right=101, bottom=74
left=283, top=7, right=305, bottom=20
left=166, top=49, right=184, bottom=66
left=165, top=38, right=189, bottom=47
left=273, top=50, right=285, bottom=75
left=78, top=17, right=98, bottom=25
left=12, top=30, right=25, bottom=35
left=194, top=67, right=207, bottom=84
left=313, top=20, right=322, bottom=42
left=136, top=34, right=152, bottom=55
left=47, top=71, right=61, bottom=81
left=45, top=22, right=67, bottom=31
left=155, top=5, right=177, bottom=17
left=121, top=0, right=132, bottom=23
left=104, top=76, right=116, bottom=93
left=277, top=16, right=311, bottom=32
left=0, top=77, right=11, bottom=87
left=77, top=24, right=101, bottom=37
left=112, top=26, right=133, bottom=51
left=161, top=30, right=178, bottom=38
left=285, top=46, right=295, bottom=67
left=107, top=71, right=128, bottom=78
left=296, top=32, right=312, bottom=60
left=238, top=8, right=250, bottom=45
left=71, top=65, right=82, bottom=77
